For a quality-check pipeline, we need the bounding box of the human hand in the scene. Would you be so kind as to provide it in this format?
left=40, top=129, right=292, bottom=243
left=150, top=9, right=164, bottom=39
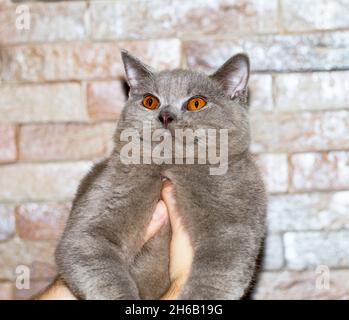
left=160, top=181, right=193, bottom=299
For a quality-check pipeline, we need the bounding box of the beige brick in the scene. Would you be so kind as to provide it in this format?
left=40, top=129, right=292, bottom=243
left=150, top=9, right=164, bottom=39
left=0, top=40, right=181, bottom=82
left=0, top=2, right=87, bottom=44
left=16, top=279, right=53, bottom=300
left=0, top=124, right=16, bottom=162
left=0, top=162, right=92, bottom=202
left=184, top=31, right=349, bottom=72
left=255, top=154, right=288, bottom=193
left=291, top=151, right=349, bottom=191
left=16, top=203, right=71, bottom=241
left=274, top=71, right=349, bottom=111
left=90, top=0, right=278, bottom=40
left=248, top=74, right=273, bottom=112
left=0, top=83, right=87, bottom=123
left=268, top=192, right=349, bottom=232
left=0, top=282, right=14, bottom=300
left=19, top=123, right=115, bottom=161
left=251, top=110, right=349, bottom=153
left=254, top=270, right=349, bottom=300
left=0, top=237, right=56, bottom=280
left=281, top=0, right=349, bottom=32
left=0, top=1, right=10, bottom=7
left=0, top=204, right=15, bottom=241
left=263, top=233, right=284, bottom=270
left=284, top=231, right=349, bottom=270
left=87, top=81, right=126, bottom=120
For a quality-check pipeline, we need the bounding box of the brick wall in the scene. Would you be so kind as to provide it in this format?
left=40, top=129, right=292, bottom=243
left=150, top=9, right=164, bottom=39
left=0, top=0, right=348, bottom=300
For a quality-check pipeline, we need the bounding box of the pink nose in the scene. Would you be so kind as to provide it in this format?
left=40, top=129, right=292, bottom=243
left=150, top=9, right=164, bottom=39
left=158, top=111, right=175, bottom=128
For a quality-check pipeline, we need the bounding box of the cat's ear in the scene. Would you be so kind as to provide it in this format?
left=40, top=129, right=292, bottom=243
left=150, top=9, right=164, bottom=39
left=210, top=53, right=250, bottom=101
left=121, top=50, right=154, bottom=89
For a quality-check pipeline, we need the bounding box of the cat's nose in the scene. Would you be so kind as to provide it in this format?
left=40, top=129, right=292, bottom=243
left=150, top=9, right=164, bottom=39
left=158, top=111, right=175, bottom=128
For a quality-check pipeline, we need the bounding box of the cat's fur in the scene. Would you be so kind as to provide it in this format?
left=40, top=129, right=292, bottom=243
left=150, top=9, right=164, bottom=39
left=55, top=51, right=267, bottom=300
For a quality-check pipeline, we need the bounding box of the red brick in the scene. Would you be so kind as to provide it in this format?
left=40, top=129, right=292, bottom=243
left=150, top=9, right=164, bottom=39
left=87, top=82, right=126, bottom=120
left=19, top=123, right=115, bottom=161
left=0, top=281, right=14, bottom=300
left=16, top=203, right=71, bottom=241
left=0, top=125, right=16, bottom=162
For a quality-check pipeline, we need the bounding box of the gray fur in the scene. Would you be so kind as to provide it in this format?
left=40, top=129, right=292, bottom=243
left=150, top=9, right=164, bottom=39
left=55, top=51, right=267, bottom=300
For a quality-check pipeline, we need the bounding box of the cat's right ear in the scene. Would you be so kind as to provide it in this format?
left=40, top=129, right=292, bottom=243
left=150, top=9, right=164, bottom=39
left=210, top=53, right=250, bottom=102
left=121, top=50, right=154, bottom=89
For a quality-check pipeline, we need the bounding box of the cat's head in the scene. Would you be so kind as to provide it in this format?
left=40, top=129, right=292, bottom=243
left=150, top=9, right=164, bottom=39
left=119, top=50, right=251, bottom=156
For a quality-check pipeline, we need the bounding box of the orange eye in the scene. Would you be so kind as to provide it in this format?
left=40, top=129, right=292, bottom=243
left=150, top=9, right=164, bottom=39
left=142, top=94, right=159, bottom=110
left=187, top=97, right=206, bottom=111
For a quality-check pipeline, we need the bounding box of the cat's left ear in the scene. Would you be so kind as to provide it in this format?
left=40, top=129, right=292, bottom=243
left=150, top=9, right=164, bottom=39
left=210, top=53, right=250, bottom=102
left=121, top=50, right=154, bottom=89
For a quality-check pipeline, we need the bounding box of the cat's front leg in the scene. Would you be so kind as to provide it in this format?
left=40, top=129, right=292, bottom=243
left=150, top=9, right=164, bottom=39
left=163, top=165, right=265, bottom=300
left=177, top=222, right=262, bottom=300
left=56, top=160, right=162, bottom=299
left=56, top=230, right=140, bottom=299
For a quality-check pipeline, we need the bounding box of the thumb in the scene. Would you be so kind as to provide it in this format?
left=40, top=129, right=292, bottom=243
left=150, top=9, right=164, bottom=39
left=161, top=181, right=193, bottom=290
left=161, top=180, right=181, bottom=230
left=143, top=200, right=168, bottom=243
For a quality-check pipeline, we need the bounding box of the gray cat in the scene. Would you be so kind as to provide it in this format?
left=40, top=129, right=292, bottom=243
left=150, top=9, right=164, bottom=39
left=55, top=51, right=267, bottom=300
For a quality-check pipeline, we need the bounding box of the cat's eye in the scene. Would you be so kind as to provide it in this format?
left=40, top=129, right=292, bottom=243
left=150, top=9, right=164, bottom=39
left=187, top=97, right=206, bottom=111
left=142, top=94, right=159, bottom=110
